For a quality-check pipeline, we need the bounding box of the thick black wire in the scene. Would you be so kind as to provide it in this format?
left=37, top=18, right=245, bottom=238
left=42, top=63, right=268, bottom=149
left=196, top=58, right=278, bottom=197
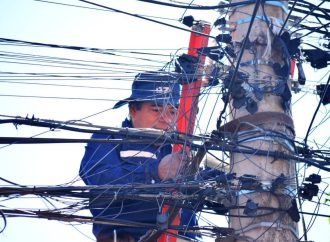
left=33, top=0, right=179, bottom=21
left=77, top=0, right=217, bottom=39
left=0, top=38, right=170, bottom=66
left=0, top=49, right=167, bottom=68
left=0, top=210, right=6, bottom=234
left=292, top=2, right=330, bottom=22
left=0, top=94, right=122, bottom=102
left=301, top=23, right=330, bottom=37
left=0, top=80, right=132, bottom=91
left=299, top=182, right=329, bottom=241
left=288, top=0, right=327, bottom=32
left=295, top=162, right=308, bottom=241
left=135, top=0, right=261, bottom=10
left=1, top=0, right=328, bottom=238
left=216, top=0, right=263, bottom=129
left=278, top=0, right=299, bottom=36
left=0, top=118, right=328, bottom=167
left=304, top=74, right=330, bottom=146
left=1, top=135, right=328, bottom=172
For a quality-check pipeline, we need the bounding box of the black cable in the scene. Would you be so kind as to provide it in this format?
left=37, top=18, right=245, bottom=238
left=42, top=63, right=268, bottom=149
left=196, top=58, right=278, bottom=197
left=135, top=0, right=260, bottom=10
left=279, top=0, right=299, bottom=36
left=1, top=208, right=158, bottom=229
left=0, top=80, right=132, bottom=91
left=0, top=38, right=169, bottom=66
left=292, top=3, right=330, bottom=22
left=288, top=0, right=326, bottom=32
left=0, top=177, right=25, bottom=187
left=298, top=21, right=330, bottom=38
left=304, top=74, right=330, bottom=146
left=300, top=211, right=330, bottom=218
left=0, top=210, right=6, bottom=234
left=299, top=182, right=329, bottom=241
left=0, top=110, right=329, bottom=170
left=33, top=0, right=120, bottom=12
left=33, top=0, right=179, bottom=21
left=217, top=0, right=263, bottom=129
left=295, top=163, right=308, bottom=241
left=0, top=135, right=328, bottom=171
left=291, top=0, right=330, bottom=20
left=289, top=0, right=330, bottom=37
left=78, top=0, right=213, bottom=39
left=0, top=94, right=122, bottom=102
left=0, top=49, right=166, bottom=68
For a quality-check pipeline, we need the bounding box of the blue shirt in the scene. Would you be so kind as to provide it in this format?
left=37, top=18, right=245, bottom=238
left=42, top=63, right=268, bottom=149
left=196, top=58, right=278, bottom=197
left=79, top=119, right=199, bottom=241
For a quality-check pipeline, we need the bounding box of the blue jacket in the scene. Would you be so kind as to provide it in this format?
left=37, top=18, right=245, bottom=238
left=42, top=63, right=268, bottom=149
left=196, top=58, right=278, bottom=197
left=79, top=119, right=199, bottom=241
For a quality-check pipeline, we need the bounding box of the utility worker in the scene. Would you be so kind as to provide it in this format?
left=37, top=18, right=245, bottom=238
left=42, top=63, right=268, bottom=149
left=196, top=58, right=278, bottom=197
left=79, top=72, right=199, bottom=242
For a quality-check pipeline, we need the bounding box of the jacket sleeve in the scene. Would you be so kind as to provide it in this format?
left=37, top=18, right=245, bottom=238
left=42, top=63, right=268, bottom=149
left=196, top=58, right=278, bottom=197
left=79, top=133, right=127, bottom=185
left=79, top=133, right=161, bottom=185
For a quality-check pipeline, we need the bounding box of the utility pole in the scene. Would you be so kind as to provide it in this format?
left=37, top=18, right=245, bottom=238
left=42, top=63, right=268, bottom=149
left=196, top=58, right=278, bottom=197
left=222, top=1, right=299, bottom=241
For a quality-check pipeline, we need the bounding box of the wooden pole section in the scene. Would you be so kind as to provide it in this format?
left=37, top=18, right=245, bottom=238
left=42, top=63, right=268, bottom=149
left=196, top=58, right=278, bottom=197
left=225, top=1, right=298, bottom=241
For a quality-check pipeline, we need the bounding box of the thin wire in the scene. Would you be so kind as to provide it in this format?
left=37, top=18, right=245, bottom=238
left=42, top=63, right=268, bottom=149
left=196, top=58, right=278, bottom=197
left=78, top=0, right=214, bottom=39
left=303, top=74, right=330, bottom=146
left=135, top=0, right=262, bottom=10
left=288, top=0, right=327, bottom=32
left=278, top=0, right=299, bottom=36
left=217, top=0, right=263, bottom=129
left=33, top=0, right=179, bottom=21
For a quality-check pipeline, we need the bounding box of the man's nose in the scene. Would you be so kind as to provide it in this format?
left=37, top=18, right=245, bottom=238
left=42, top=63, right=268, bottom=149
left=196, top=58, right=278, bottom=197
left=160, top=109, right=176, bottom=124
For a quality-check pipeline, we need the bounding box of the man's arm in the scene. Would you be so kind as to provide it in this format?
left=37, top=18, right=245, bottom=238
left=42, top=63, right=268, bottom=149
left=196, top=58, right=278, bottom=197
left=79, top=140, right=126, bottom=185
left=79, top=134, right=164, bottom=185
left=157, top=152, right=186, bottom=180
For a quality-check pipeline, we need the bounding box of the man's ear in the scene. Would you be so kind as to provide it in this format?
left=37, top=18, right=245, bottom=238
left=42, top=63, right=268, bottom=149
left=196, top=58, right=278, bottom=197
left=129, top=104, right=136, bottom=119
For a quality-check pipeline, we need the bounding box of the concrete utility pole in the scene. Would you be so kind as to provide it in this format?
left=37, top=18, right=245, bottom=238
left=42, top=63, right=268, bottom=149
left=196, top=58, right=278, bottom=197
left=223, top=1, right=299, bottom=241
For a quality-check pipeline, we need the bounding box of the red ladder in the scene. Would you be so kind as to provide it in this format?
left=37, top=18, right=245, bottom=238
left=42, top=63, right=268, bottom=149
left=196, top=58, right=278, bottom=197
left=158, top=21, right=211, bottom=242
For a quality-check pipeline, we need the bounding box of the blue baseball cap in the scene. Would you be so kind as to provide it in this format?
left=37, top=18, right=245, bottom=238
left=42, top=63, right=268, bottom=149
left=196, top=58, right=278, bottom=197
left=113, top=71, right=181, bottom=109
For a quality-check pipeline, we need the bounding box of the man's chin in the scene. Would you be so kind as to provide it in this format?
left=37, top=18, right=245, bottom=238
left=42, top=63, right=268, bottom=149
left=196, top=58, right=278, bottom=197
left=153, top=122, right=175, bottom=131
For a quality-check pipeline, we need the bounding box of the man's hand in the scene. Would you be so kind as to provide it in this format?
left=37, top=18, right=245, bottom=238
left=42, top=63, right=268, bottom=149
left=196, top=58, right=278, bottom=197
left=157, top=152, right=186, bottom=180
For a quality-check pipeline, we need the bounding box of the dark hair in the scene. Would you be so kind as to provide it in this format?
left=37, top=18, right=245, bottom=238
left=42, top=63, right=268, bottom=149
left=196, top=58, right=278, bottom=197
left=128, top=101, right=144, bottom=111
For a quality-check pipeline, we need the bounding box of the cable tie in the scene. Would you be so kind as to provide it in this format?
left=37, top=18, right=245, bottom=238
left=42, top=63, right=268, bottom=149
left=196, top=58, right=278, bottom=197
left=235, top=221, right=298, bottom=238
left=230, top=0, right=289, bottom=14
left=239, top=59, right=275, bottom=67
left=236, top=15, right=284, bottom=26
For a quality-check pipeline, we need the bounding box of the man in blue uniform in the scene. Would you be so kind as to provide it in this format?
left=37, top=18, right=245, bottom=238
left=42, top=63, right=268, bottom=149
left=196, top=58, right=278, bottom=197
left=79, top=72, right=199, bottom=242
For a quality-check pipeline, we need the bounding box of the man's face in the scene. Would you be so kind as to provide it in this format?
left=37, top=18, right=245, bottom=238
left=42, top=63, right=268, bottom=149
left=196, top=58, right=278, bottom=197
left=130, top=102, right=177, bottom=130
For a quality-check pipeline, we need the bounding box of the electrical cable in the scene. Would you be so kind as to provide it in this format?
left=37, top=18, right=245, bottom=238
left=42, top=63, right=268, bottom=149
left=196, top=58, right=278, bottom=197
left=135, top=0, right=261, bottom=10
left=288, top=0, right=327, bottom=32
left=216, top=0, right=263, bottom=129
left=1, top=1, right=329, bottom=240
left=304, top=74, right=330, bottom=146
left=78, top=0, right=214, bottom=39
left=0, top=210, right=6, bottom=234
left=278, top=0, right=298, bottom=36
left=33, top=0, right=180, bottom=21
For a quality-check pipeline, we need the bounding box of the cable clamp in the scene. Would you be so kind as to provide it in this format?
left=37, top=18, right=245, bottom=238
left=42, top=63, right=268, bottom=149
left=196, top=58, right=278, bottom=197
left=240, top=59, right=275, bottom=67
left=235, top=221, right=298, bottom=238
left=236, top=15, right=284, bottom=26
left=237, top=185, right=296, bottom=197
left=230, top=0, right=289, bottom=14
left=237, top=189, right=255, bottom=196
left=236, top=135, right=295, bottom=153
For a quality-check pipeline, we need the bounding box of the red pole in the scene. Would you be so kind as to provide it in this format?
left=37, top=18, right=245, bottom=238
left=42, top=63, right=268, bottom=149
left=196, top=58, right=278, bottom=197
left=159, top=22, right=210, bottom=242
left=173, top=22, right=211, bottom=153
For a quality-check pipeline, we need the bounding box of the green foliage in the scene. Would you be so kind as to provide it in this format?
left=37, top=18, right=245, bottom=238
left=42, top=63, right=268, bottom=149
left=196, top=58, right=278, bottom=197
left=326, top=192, right=330, bottom=224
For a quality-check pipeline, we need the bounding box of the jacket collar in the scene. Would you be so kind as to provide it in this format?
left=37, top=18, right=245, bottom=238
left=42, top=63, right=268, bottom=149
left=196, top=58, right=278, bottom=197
left=122, top=118, right=133, bottom=128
